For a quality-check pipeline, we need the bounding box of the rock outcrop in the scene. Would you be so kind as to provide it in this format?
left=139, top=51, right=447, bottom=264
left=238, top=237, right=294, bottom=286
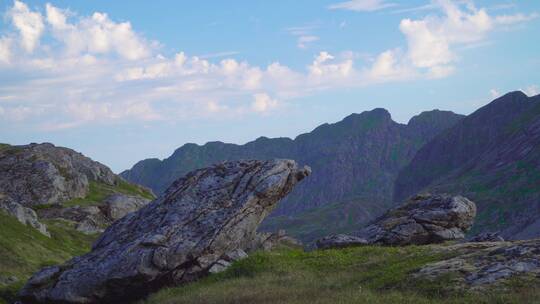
left=0, top=195, right=50, bottom=237
left=315, top=194, right=476, bottom=249
left=359, top=194, right=476, bottom=246
left=315, top=234, right=368, bottom=250
left=469, top=232, right=505, bottom=242
left=19, top=159, right=310, bottom=303
left=0, top=143, right=117, bottom=208
left=103, top=194, right=151, bottom=221
left=246, top=230, right=302, bottom=252
left=415, top=239, right=540, bottom=287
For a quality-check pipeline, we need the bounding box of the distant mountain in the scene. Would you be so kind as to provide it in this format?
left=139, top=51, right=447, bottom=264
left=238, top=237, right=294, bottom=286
left=121, top=108, right=464, bottom=241
left=394, top=91, right=540, bottom=239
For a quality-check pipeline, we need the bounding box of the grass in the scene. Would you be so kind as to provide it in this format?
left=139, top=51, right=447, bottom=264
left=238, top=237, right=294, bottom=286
left=61, top=180, right=154, bottom=208
left=0, top=212, right=96, bottom=303
left=142, top=245, right=540, bottom=304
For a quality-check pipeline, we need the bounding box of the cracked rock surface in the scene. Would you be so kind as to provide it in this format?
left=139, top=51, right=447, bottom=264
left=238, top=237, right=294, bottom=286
left=415, top=239, right=540, bottom=287
left=19, top=159, right=310, bottom=304
left=359, top=193, right=476, bottom=246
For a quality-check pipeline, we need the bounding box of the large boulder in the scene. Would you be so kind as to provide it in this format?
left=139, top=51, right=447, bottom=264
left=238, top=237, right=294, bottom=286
left=19, top=159, right=310, bottom=303
left=360, top=194, right=476, bottom=246
left=314, top=193, right=476, bottom=249
left=0, top=143, right=117, bottom=208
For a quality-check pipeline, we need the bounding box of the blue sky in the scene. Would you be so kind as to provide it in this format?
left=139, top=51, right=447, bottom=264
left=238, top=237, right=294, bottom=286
left=0, top=0, right=539, bottom=172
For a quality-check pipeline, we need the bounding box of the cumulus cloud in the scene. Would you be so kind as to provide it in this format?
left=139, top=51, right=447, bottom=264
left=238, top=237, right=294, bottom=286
left=8, top=0, right=44, bottom=53
left=251, top=93, right=279, bottom=113
left=0, top=0, right=537, bottom=130
left=329, top=0, right=397, bottom=12
left=0, top=37, right=12, bottom=64
left=523, top=85, right=540, bottom=97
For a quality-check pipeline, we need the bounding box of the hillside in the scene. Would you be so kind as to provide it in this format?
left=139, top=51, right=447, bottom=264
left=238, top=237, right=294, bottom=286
left=121, top=109, right=464, bottom=241
left=394, top=91, right=540, bottom=239
left=0, top=143, right=155, bottom=303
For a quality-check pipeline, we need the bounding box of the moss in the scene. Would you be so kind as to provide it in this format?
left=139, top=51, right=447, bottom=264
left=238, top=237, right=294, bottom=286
left=0, top=212, right=95, bottom=303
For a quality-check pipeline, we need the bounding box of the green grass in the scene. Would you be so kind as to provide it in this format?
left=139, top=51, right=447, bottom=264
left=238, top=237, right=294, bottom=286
left=61, top=180, right=154, bottom=208
left=143, top=246, right=540, bottom=304
left=0, top=212, right=96, bottom=303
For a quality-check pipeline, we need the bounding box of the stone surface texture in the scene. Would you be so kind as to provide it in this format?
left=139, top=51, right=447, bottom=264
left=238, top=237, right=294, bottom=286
left=0, top=143, right=116, bottom=208
left=415, top=239, right=540, bottom=287
left=19, top=159, right=310, bottom=303
left=359, top=194, right=476, bottom=246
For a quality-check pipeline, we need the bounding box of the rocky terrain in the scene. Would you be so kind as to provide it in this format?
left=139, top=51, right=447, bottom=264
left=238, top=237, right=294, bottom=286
left=394, top=91, right=540, bottom=239
left=121, top=109, right=464, bottom=241
left=315, top=193, right=476, bottom=249
left=19, top=159, right=310, bottom=303
left=0, top=143, right=154, bottom=235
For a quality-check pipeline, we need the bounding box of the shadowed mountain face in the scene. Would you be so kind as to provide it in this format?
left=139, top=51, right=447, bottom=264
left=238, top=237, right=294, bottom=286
left=121, top=108, right=464, bottom=241
left=394, top=91, right=540, bottom=239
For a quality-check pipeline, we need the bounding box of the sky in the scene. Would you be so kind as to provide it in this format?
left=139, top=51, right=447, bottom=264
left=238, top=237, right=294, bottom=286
left=0, top=0, right=539, bottom=172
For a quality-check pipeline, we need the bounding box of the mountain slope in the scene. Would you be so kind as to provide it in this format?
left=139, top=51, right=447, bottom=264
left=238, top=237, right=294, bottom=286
left=122, top=109, right=464, bottom=240
left=394, top=91, right=540, bottom=238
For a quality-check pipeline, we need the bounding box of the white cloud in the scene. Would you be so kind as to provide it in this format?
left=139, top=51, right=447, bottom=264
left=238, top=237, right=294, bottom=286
left=0, top=1, right=537, bottom=130
left=297, top=35, right=319, bottom=49
left=329, top=0, right=397, bottom=12
left=286, top=25, right=320, bottom=49
left=309, top=51, right=353, bottom=78
left=0, top=37, right=12, bottom=64
left=8, top=0, right=44, bottom=53
left=495, top=13, right=539, bottom=25
left=523, top=85, right=540, bottom=97
left=489, top=88, right=501, bottom=99
left=45, top=3, right=150, bottom=60
left=251, top=93, right=279, bottom=113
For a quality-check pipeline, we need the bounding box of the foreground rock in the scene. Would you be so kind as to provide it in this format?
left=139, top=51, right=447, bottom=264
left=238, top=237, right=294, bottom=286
left=415, top=239, right=540, bottom=287
left=19, top=159, right=310, bottom=303
left=0, top=195, right=50, bottom=237
left=315, top=194, right=476, bottom=249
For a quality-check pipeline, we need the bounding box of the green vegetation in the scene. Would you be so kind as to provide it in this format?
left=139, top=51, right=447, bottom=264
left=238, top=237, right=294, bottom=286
left=143, top=246, right=540, bottom=304
left=61, top=180, right=154, bottom=208
left=0, top=212, right=96, bottom=303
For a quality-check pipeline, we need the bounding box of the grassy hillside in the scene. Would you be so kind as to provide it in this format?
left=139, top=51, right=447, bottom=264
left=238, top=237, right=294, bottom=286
left=143, top=246, right=540, bottom=304
left=0, top=212, right=96, bottom=303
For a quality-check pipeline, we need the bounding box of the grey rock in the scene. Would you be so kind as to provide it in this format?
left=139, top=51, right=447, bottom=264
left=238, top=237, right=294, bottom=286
left=0, top=195, right=50, bottom=237
left=315, top=234, right=368, bottom=250
left=0, top=143, right=117, bottom=208
left=38, top=205, right=111, bottom=235
left=103, top=194, right=151, bottom=221
left=19, top=159, right=310, bottom=303
left=247, top=229, right=302, bottom=252
left=469, top=232, right=505, bottom=242
left=414, top=239, right=540, bottom=287
left=359, top=193, right=476, bottom=246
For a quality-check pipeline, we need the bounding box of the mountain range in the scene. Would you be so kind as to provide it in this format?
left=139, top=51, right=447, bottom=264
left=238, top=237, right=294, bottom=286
left=395, top=91, right=540, bottom=239
left=122, top=91, right=540, bottom=242
left=121, top=108, right=464, bottom=241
